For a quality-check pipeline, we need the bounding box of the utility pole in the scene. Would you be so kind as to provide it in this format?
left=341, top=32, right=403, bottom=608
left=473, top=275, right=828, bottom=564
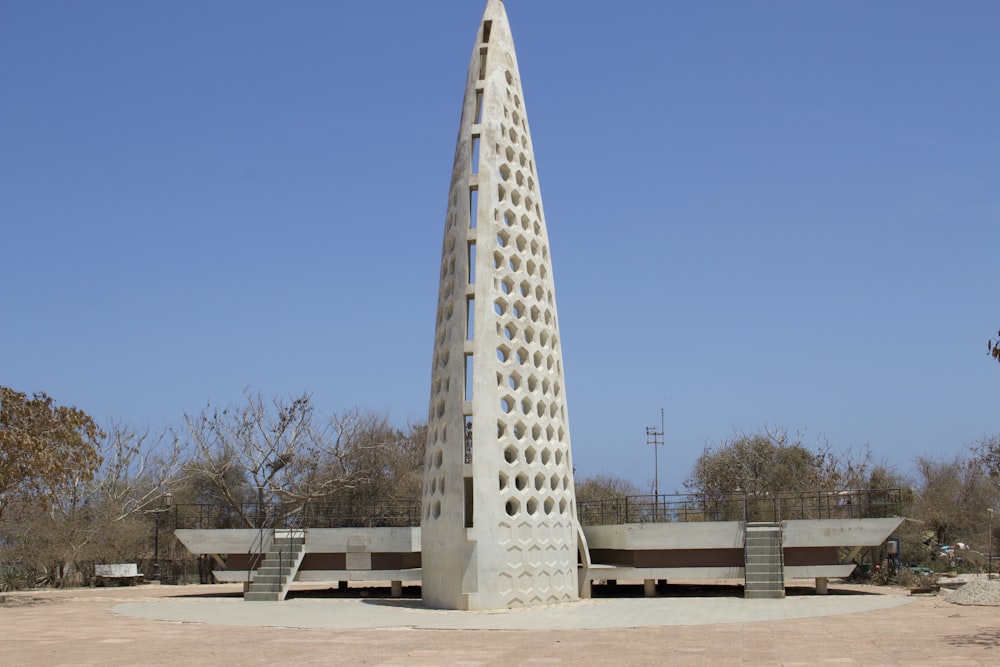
left=646, top=407, right=664, bottom=520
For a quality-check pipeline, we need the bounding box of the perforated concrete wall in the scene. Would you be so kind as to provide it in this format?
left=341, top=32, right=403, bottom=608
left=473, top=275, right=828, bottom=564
left=421, top=0, right=580, bottom=611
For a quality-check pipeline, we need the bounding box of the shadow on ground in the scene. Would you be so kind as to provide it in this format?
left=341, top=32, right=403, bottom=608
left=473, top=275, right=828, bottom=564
left=168, top=582, right=879, bottom=602
left=174, top=590, right=245, bottom=599
left=945, top=629, right=1000, bottom=649
left=589, top=583, right=878, bottom=598
left=290, top=586, right=422, bottom=601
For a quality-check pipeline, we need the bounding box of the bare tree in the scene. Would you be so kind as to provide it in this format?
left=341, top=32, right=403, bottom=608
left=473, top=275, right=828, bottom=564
left=0, top=419, right=188, bottom=587
left=182, top=390, right=321, bottom=525
left=178, top=391, right=411, bottom=526
left=287, top=412, right=426, bottom=527
left=98, top=420, right=187, bottom=521
left=971, top=434, right=1000, bottom=482
left=328, top=413, right=424, bottom=503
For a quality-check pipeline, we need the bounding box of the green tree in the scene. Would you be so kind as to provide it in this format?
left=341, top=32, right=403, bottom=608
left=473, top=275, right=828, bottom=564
left=685, top=429, right=828, bottom=499
left=0, top=387, right=103, bottom=518
left=684, top=428, right=898, bottom=498
left=575, top=474, right=642, bottom=503
left=913, top=454, right=998, bottom=551
left=683, top=428, right=906, bottom=521
left=575, top=474, right=644, bottom=524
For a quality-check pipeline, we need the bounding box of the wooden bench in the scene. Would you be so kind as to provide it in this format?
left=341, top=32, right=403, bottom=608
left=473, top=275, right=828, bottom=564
left=94, top=563, right=143, bottom=586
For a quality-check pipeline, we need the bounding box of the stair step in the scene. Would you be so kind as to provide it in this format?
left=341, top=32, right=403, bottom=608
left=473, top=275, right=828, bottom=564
left=745, top=547, right=780, bottom=555
left=744, top=522, right=784, bottom=599
left=274, top=529, right=305, bottom=537
left=244, top=592, right=281, bottom=602
left=264, top=548, right=304, bottom=558
left=244, top=529, right=307, bottom=602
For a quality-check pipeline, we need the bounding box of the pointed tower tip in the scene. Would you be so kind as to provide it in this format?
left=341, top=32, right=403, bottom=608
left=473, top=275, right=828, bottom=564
left=483, top=0, right=506, bottom=19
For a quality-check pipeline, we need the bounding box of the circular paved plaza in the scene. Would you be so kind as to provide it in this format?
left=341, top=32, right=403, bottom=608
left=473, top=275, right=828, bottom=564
left=3, top=582, right=1000, bottom=665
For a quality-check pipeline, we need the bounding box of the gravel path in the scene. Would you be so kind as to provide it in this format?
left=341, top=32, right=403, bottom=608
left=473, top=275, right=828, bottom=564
left=946, top=578, right=1000, bottom=606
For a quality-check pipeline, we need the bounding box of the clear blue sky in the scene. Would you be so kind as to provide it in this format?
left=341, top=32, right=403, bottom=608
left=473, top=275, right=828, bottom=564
left=2, top=1, right=997, bottom=494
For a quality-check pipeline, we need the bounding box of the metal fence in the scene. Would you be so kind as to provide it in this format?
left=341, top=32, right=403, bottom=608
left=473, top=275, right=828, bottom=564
left=174, top=489, right=901, bottom=530
left=576, top=489, right=903, bottom=526
left=174, top=501, right=422, bottom=530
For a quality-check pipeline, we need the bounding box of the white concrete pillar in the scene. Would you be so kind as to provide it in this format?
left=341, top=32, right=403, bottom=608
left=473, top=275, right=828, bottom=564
left=391, top=580, right=403, bottom=598
left=643, top=579, right=656, bottom=597
left=420, top=0, right=580, bottom=611
left=815, top=576, right=828, bottom=595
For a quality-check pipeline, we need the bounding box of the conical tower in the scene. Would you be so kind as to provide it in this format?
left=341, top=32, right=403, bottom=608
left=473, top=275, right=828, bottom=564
left=421, top=0, right=580, bottom=611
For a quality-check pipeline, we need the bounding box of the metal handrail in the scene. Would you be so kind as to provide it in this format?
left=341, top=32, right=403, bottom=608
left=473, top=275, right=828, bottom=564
left=247, top=506, right=276, bottom=585
left=276, top=509, right=307, bottom=596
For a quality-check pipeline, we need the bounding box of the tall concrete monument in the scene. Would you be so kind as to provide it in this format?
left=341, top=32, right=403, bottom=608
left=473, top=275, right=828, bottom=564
left=421, top=0, right=581, bottom=610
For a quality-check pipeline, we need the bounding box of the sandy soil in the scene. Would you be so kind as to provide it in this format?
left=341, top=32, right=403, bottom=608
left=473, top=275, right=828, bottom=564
left=3, top=582, right=1000, bottom=666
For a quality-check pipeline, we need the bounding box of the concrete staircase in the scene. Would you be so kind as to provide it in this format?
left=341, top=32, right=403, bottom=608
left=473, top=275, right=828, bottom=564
left=744, top=523, right=784, bottom=599
left=244, top=529, right=306, bottom=602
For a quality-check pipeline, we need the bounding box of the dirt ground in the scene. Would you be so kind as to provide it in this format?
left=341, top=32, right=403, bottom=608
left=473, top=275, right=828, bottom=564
left=2, top=582, right=999, bottom=666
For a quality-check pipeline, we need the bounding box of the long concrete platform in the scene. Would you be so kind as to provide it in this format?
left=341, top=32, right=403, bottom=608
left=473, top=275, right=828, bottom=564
left=175, top=517, right=903, bottom=598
